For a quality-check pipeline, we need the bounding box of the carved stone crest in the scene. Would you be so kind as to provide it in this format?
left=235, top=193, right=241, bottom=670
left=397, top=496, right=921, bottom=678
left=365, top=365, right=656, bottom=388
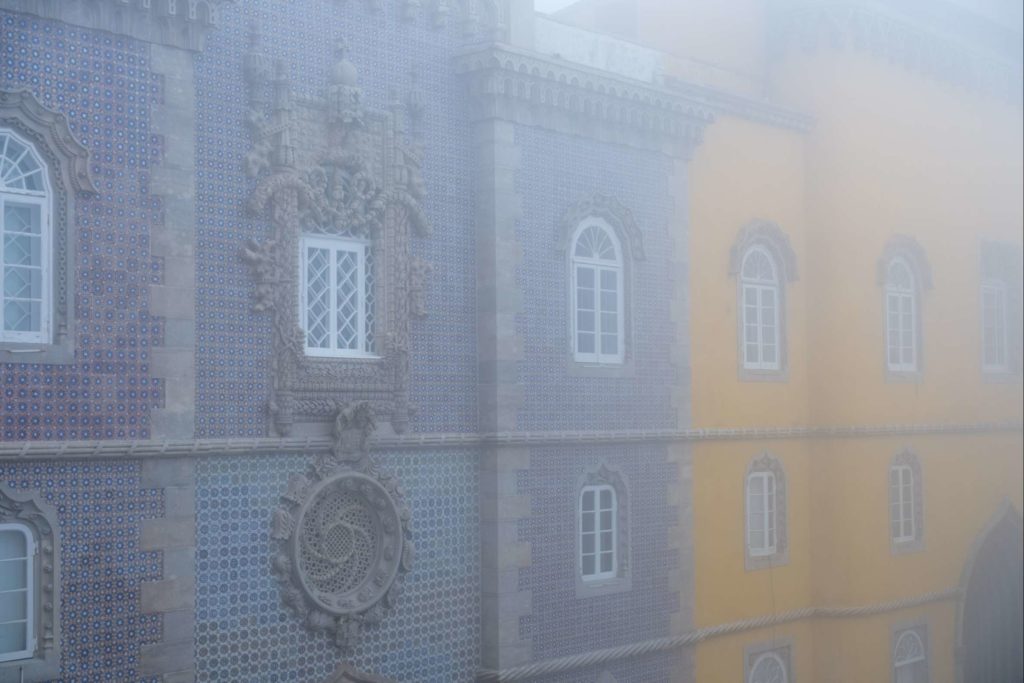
left=271, top=403, right=413, bottom=651
left=241, top=30, right=434, bottom=435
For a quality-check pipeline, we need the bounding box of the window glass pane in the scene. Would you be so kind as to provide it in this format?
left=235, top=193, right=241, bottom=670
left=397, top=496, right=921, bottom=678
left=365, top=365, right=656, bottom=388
left=582, top=490, right=595, bottom=512
left=0, top=589, right=26, bottom=621
left=581, top=532, right=594, bottom=554
left=304, top=246, right=331, bottom=348
left=4, top=266, right=42, bottom=301
left=0, top=530, right=27, bottom=561
left=335, top=249, right=360, bottom=350
left=3, top=300, right=40, bottom=333
left=576, top=310, right=595, bottom=334
left=600, top=333, right=618, bottom=355
left=577, top=332, right=595, bottom=354
left=576, top=266, right=594, bottom=288
left=576, top=286, right=594, bottom=311
left=599, top=269, right=617, bottom=291
left=0, top=621, right=27, bottom=655
left=599, top=551, right=613, bottom=573
left=599, top=509, right=613, bottom=532
left=581, top=554, right=595, bottom=576
left=599, top=488, right=613, bottom=509
left=581, top=511, right=594, bottom=533
left=0, top=558, right=27, bottom=591
left=4, top=203, right=41, bottom=236
left=600, top=530, right=613, bottom=552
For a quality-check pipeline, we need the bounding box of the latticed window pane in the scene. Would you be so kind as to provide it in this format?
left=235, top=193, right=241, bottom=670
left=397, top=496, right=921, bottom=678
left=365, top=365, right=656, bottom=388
left=0, top=525, right=33, bottom=662
left=982, top=281, right=1007, bottom=370
left=740, top=247, right=781, bottom=371
left=749, top=652, right=788, bottom=683
left=580, top=484, right=616, bottom=580
left=300, top=235, right=372, bottom=357
left=304, top=246, right=331, bottom=349
left=572, top=222, right=623, bottom=363
left=886, top=259, right=917, bottom=372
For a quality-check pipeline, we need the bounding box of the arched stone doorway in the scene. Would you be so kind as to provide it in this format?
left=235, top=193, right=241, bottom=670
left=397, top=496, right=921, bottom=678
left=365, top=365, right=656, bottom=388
left=958, top=505, right=1023, bottom=683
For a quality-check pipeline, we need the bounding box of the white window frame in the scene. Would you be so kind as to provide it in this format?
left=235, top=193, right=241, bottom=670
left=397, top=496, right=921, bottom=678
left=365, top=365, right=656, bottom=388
left=0, top=129, right=52, bottom=345
left=893, top=629, right=928, bottom=683
left=0, top=522, right=36, bottom=664
left=570, top=220, right=625, bottom=365
left=299, top=233, right=375, bottom=359
left=579, top=483, right=617, bottom=581
left=890, top=464, right=916, bottom=544
left=740, top=245, right=781, bottom=371
left=885, top=257, right=918, bottom=373
left=746, top=470, right=777, bottom=557
left=748, top=651, right=789, bottom=683
left=980, top=278, right=1008, bottom=373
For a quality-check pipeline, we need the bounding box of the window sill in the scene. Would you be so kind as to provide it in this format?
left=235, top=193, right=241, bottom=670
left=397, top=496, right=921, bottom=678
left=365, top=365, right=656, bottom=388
left=303, top=351, right=382, bottom=361
left=745, top=548, right=789, bottom=572
left=0, top=339, right=74, bottom=365
left=575, top=573, right=632, bottom=599
left=738, top=366, right=788, bottom=383
left=891, top=538, right=925, bottom=555
left=0, top=654, right=60, bottom=682
left=981, top=369, right=1022, bottom=384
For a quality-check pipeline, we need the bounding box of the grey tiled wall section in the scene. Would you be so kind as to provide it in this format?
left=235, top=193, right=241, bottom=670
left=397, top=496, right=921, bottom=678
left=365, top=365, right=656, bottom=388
left=517, top=444, right=680, bottom=661
left=193, top=0, right=478, bottom=437
left=513, top=125, right=679, bottom=432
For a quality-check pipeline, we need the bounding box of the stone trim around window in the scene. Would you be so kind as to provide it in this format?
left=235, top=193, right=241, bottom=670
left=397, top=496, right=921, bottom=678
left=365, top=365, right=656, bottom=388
left=239, top=35, right=434, bottom=436
left=730, top=220, right=797, bottom=383
left=890, top=450, right=925, bottom=555
left=744, top=452, right=789, bottom=571
left=0, top=484, right=61, bottom=683
left=558, top=194, right=644, bottom=378
left=575, top=463, right=632, bottom=598
left=745, top=638, right=794, bottom=683
left=891, top=621, right=930, bottom=683
left=0, top=89, right=96, bottom=364
left=980, top=240, right=1023, bottom=381
left=878, top=235, right=932, bottom=382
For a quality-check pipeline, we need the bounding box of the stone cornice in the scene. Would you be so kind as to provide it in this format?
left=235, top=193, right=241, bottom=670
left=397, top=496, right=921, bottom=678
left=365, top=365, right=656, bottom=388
left=0, top=421, right=1020, bottom=460
left=768, top=2, right=1024, bottom=102
left=0, top=0, right=234, bottom=52
left=663, top=77, right=815, bottom=133
left=454, top=44, right=715, bottom=157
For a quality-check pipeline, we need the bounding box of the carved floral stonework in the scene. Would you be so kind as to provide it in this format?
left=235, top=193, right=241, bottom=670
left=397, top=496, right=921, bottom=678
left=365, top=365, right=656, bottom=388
left=558, top=194, right=645, bottom=262
left=272, top=403, right=413, bottom=651
left=241, top=32, right=433, bottom=435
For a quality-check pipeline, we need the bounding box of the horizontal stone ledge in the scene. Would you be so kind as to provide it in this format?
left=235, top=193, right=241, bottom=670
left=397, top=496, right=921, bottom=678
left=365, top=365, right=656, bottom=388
left=0, top=421, right=1020, bottom=461
left=476, top=587, right=962, bottom=681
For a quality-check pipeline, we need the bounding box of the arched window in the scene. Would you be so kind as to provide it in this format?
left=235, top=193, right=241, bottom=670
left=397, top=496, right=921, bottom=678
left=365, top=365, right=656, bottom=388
left=571, top=220, right=624, bottom=364
left=0, top=522, right=35, bottom=663
left=885, top=257, right=918, bottom=372
left=748, top=651, right=789, bottom=683
left=889, top=451, right=924, bottom=552
left=741, top=246, right=781, bottom=371
left=893, top=628, right=928, bottom=683
left=0, top=129, right=51, bottom=344
left=579, top=483, right=617, bottom=581
left=980, top=278, right=1008, bottom=373
left=745, top=453, right=788, bottom=569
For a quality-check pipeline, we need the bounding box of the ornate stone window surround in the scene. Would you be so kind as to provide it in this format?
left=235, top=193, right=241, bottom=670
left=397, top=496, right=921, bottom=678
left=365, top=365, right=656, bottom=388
left=878, top=235, right=932, bottom=382
left=240, top=37, right=433, bottom=436
left=890, top=449, right=925, bottom=555
left=745, top=638, right=793, bottom=683
left=559, top=194, right=645, bottom=379
left=729, top=220, right=798, bottom=382
left=0, top=89, right=96, bottom=364
left=574, top=463, right=631, bottom=598
left=744, top=452, right=789, bottom=571
left=0, top=485, right=61, bottom=683
left=891, top=621, right=930, bottom=683
left=979, top=240, right=1023, bottom=381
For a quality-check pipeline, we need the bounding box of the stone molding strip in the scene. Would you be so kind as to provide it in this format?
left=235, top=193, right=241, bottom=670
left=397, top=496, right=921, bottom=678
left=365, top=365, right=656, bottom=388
left=663, top=77, right=815, bottom=133
left=475, top=587, right=962, bottom=681
left=0, top=421, right=1020, bottom=460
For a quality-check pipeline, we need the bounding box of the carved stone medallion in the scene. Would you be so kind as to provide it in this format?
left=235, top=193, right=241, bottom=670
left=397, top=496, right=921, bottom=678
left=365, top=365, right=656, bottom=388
left=271, top=403, right=413, bottom=650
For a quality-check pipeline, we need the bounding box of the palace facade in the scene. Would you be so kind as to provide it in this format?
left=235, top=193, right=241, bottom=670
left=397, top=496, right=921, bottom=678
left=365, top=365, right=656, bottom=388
left=0, top=1, right=1020, bottom=682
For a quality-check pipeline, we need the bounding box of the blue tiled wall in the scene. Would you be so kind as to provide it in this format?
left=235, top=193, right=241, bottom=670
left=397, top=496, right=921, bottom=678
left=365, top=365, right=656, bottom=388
left=513, top=125, right=681, bottom=432
left=193, top=449, right=480, bottom=683
left=0, top=10, right=163, bottom=440
left=194, top=0, right=478, bottom=437
left=517, top=444, right=679, bottom=662
left=0, top=460, right=164, bottom=682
